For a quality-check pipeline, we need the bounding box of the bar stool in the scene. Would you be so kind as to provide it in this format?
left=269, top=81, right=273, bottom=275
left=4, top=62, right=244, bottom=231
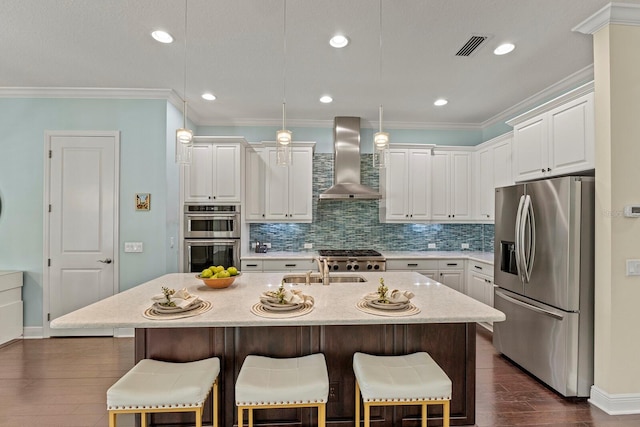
left=235, top=353, right=329, bottom=427
left=353, top=352, right=451, bottom=427
left=107, top=357, right=220, bottom=427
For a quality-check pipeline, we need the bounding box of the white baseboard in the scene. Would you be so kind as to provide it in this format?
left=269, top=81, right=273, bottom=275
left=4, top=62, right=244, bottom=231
left=23, top=326, right=44, bottom=339
left=590, top=385, right=640, bottom=414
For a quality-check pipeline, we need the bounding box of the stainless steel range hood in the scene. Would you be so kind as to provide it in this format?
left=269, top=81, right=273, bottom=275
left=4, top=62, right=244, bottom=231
left=319, top=117, right=382, bottom=200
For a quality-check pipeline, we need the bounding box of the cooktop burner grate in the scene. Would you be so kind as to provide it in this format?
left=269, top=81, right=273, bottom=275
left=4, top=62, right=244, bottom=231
left=318, top=249, right=382, bottom=258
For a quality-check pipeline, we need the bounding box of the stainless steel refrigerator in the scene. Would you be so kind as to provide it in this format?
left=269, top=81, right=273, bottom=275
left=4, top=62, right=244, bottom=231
left=493, top=176, right=594, bottom=397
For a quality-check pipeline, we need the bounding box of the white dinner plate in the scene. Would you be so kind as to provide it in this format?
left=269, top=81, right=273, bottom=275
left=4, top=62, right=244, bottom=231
left=367, top=300, right=410, bottom=310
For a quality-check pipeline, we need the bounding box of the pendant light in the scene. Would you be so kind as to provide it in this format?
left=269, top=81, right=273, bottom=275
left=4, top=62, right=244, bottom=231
left=373, top=0, right=389, bottom=168
left=176, top=0, right=193, bottom=164
left=276, top=0, right=292, bottom=166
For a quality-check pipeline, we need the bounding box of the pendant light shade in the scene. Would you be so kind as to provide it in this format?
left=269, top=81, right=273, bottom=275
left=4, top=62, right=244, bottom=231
left=276, top=0, right=292, bottom=166
left=176, top=0, right=193, bottom=164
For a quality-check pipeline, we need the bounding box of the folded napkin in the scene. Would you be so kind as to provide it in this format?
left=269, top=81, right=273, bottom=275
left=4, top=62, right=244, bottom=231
left=262, top=288, right=314, bottom=305
left=152, top=288, right=201, bottom=309
left=363, top=289, right=415, bottom=304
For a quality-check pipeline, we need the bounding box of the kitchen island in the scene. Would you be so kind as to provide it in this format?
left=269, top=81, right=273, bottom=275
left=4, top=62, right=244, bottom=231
left=52, top=272, right=504, bottom=427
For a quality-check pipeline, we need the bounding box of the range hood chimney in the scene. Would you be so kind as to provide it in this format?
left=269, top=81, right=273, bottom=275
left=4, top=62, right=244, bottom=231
left=319, top=117, right=382, bottom=200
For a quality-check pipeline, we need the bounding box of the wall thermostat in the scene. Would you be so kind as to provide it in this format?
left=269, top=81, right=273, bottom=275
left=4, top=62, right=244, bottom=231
left=624, top=205, right=640, bottom=217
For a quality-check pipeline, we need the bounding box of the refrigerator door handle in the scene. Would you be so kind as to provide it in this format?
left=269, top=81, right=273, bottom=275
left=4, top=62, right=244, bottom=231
left=521, top=195, right=536, bottom=283
left=514, top=194, right=526, bottom=281
left=495, top=289, right=563, bottom=320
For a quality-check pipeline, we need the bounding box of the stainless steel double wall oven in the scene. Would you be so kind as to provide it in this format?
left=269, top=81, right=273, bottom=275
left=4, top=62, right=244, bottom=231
left=183, top=204, right=241, bottom=273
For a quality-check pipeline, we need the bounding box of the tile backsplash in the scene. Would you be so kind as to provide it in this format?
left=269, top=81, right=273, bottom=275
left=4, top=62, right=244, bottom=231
left=250, top=153, right=494, bottom=252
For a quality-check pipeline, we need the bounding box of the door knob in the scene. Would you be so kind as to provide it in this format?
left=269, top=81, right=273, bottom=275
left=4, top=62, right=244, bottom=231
left=98, top=258, right=113, bottom=264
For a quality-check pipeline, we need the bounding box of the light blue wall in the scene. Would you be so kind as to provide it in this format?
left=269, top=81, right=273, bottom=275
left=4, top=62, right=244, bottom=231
left=0, top=98, right=178, bottom=327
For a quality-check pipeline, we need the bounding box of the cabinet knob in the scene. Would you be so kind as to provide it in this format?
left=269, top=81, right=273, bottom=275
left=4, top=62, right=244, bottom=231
left=262, top=214, right=265, bottom=218
left=452, top=215, right=455, bottom=218
left=406, top=214, right=409, bottom=218
left=547, top=167, right=551, bottom=172
left=541, top=168, right=545, bottom=173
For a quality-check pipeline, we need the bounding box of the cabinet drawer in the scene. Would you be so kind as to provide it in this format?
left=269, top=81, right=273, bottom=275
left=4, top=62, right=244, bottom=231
left=468, top=261, right=493, bottom=277
left=240, top=260, right=263, bottom=272
left=438, top=259, right=464, bottom=270
left=387, top=259, right=438, bottom=270
left=262, top=259, right=316, bottom=271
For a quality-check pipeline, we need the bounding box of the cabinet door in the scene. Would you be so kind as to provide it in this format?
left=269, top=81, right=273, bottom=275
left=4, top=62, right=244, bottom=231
left=450, top=152, right=472, bottom=220
left=548, top=93, right=594, bottom=176
left=265, top=149, right=289, bottom=220
left=439, top=270, right=464, bottom=293
left=513, top=116, right=547, bottom=182
left=408, top=150, right=431, bottom=220
left=288, top=148, right=313, bottom=221
left=245, top=148, right=265, bottom=221
left=493, top=138, right=513, bottom=188
left=468, top=273, right=488, bottom=303
left=184, top=144, right=214, bottom=202
left=384, top=150, right=410, bottom=221
left=418, top=270, right=438, bottom=280
left=212, top=144, right=241, bottom=202
left=476, top=147, right=494, bottom=220
left=430, top=152, right=450, bottom=220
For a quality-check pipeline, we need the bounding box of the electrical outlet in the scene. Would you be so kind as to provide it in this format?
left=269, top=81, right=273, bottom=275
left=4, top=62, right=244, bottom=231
left=124, top=242, right=143, bottom=253
left=304, top=243, right=313, bottom=249
left=461, top=243, right=470, bottom=249
left=428, top=243, right=436, bottom=249
left=328, top=382, right=340, bottom=402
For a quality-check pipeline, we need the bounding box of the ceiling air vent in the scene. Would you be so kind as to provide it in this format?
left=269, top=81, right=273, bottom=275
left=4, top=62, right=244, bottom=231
left=455, top=35, right=488, bottom=57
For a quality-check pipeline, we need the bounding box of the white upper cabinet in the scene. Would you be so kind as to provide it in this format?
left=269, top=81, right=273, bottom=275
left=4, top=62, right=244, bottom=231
left=183, top=138, right=245, bottom=203
left=380, top=147, right=433, bottom=222
left=431, top=149, right=473, bottom=221
left=264, top=144, right=314, bottom=222
left=474, top=134, right=513, bottom=221
left=244, top=146, right=266, bottom=221
left=509, top=84, right=594, bottom=182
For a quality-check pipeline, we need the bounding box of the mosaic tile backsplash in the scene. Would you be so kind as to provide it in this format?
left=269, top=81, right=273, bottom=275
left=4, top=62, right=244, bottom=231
left=250, top=153, right=494, bottom=253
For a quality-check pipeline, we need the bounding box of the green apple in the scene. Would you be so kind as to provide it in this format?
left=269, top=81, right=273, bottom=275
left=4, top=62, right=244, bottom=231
left=227, top=266, right=238, bottom=276
left=200, top=268, right=213, bottom=278
left=217, top=270, right=231, bottom=278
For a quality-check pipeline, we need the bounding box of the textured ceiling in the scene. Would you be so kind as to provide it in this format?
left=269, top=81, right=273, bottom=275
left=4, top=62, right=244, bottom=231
left=1, top=0, right=618, bottom=129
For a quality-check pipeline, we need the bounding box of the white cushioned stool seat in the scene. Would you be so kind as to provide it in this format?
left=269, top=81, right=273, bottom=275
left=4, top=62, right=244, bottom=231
left=353, top=352, right=451, bottom=427
left=107, top=357, right=220, bottom=427
left=236, top=353, right=328, bottom=427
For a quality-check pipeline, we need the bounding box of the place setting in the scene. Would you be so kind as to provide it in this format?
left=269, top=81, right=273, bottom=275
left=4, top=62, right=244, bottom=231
left=250, top=283, right=314, bottom=318
left=356, top=278, right=420, bottom=317
left=143, top=287, right=212, bottom=320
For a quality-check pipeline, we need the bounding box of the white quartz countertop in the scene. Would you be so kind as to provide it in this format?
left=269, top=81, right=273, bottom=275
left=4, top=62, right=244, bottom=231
left=51, top=272, right=504, bottom=329
left=242, top=251, right=494, bottom=264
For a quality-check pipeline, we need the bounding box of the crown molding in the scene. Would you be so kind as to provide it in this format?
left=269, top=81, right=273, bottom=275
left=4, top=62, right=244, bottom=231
left=573, top=2, right=640, bottom=35
left=0, top=86, right=173, bottom=100
left=482, top=65, right=594, bottom=128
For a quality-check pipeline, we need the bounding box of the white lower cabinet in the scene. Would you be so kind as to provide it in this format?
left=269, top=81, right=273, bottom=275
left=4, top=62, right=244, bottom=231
left=386, top=259, right=465, bottom=293
left=466, top=260, right=495, bottom=330
left=0, top=271, right=23, bottom=345
left=240, top=259, right=315, bottom=272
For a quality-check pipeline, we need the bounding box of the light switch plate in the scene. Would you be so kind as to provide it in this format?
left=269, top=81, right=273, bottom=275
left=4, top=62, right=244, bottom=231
left=124, top=242, right=143, bottom=253
left=626, top=259, right=640, bottom=276
left=304, top=243, right=313, bottom=249
left=428, top=243, right=436, bottom=249
left=461, top=243, right=470, bottom=249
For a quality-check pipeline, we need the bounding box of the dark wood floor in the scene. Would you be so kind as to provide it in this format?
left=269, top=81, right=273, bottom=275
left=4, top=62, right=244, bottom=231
left=1, top=329, right=639, bottom=427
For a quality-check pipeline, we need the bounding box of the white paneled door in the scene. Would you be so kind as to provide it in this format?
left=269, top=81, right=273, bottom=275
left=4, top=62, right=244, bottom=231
left=45, top=131, right=119, bottom=337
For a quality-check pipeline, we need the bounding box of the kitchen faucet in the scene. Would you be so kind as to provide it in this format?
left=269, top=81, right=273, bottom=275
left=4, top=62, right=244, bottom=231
left=315, top=257, right=330, bottom=285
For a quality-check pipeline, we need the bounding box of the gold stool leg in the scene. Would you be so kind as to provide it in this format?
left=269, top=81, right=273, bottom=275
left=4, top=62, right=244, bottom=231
left=238, top=406, right=243, bottom=427
left=422, top=403, right=427, bottom=427
left=443, top=400, right=450, bottom=427
left=248, top=407, right=254, bottom=427
left=318, top=403, right=326, bottom=427
left=213, top=380, right=219, bottom=427
left=141, top=411, right=148, bottom=427
left=364, top=402, right=371, bottom=427
left=354, top=379, right=360, bottom=426
left=195, top=407, right=202, bottom=427
left=108, top=411, right=116, bottom=427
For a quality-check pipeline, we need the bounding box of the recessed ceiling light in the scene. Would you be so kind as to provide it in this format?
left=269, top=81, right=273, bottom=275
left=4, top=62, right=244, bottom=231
left=494, top=43, right=515, bottom=55
left=434, top=98, right=448, bottom=107
left=319, top=95, right=333, bottom=104
left=329, top=35, right=349, bottom=48
left=151, top=30, right=173, bottom=44
left=201, top=93, right=217, bottom=101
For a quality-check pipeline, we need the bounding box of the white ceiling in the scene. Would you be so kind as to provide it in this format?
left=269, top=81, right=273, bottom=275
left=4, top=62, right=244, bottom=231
left=1, top=0, right=619, bottom=129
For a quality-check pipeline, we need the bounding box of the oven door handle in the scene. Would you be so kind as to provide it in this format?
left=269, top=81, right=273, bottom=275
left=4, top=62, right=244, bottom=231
left=185, top=239, right=239, bottom=246
left=185, top=213, right=239, bottom=219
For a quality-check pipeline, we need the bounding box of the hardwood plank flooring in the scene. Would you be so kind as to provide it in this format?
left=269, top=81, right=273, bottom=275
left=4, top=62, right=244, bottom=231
left=0, top=330, right=639, bottom=426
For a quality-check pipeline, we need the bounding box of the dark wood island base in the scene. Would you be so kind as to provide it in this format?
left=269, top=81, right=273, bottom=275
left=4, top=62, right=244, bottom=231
left=135, top=322, right=476, bottom=427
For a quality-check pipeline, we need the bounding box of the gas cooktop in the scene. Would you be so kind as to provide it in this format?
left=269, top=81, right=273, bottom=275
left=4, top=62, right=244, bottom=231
left=317, top=249, right=383, bottom=258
